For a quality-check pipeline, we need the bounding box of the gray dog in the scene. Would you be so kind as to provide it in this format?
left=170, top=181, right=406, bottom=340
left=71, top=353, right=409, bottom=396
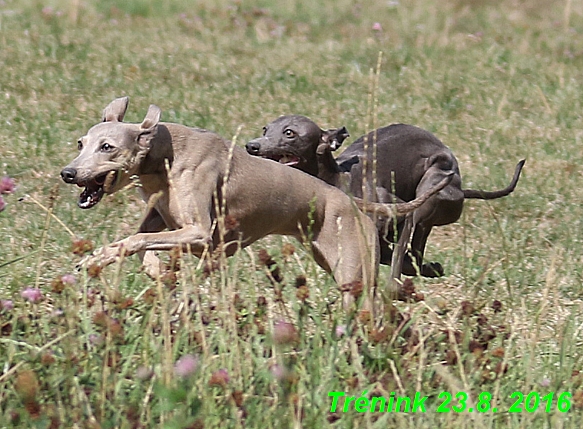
left=246, top=115, right=524, bottom=277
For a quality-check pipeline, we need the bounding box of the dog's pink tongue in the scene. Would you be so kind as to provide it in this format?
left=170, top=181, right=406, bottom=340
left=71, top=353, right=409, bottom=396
left=279, top=155, right=300, bottom=166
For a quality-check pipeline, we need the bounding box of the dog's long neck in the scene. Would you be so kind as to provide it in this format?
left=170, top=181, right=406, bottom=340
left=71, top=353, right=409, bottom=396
left=136, top=124, right=174, bottom=201
left=315, top=151, right=341, bottom=187
left=139, top=124, right=174, bottom=175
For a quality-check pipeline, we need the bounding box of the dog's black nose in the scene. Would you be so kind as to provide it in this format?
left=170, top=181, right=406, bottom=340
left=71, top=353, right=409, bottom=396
left=60, top=167, right=77, bottom=183
left=245, top=140, right=261, bottom=155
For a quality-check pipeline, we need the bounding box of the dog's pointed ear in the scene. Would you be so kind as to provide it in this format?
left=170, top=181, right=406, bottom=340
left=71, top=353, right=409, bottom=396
left=102, top=97, right=129, bottom=122
left=319, top=126, right=349, bottom=153
left=140, top=105, right=161, bottom=131
left=137, top=104, right=161, bottom=148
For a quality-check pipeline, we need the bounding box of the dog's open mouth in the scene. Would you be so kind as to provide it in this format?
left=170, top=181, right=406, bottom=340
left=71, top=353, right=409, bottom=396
left=77, top=171, right=118, bottom=209
left=265, top=154, right=300, bottom=166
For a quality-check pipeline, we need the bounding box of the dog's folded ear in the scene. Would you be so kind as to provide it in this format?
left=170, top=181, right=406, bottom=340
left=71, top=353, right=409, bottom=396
left=424, top=152, right=455, bottom=172
left=102, top=97, right=130, bottom=123
left=137, top=104, right=162, bottom=148
left=319, top=126, right=349, bottom=154
left=416, top=152, right=461, bottom=203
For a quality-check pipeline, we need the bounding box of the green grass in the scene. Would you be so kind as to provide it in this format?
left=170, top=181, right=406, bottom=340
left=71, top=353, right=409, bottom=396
left=1, top=0, right=583, bottom=427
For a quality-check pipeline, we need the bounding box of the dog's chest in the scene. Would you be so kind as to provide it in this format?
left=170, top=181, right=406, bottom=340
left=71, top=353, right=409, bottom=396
left=137, top=178, right=181, bottom=230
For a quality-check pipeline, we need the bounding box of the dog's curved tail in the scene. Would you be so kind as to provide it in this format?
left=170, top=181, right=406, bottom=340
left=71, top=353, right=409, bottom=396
left=462, top=159, right=525, bottom=200
left=357, top=171, right=454, bottom=217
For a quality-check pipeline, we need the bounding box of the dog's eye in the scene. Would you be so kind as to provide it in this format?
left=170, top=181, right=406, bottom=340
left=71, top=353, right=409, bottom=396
left=284, top=129, right=296, bottom=138
left=262, top=127, right=267, bottom=136
left=77, top=140, right=83, bottom=150
left=100, top=143, right=113, bottom=152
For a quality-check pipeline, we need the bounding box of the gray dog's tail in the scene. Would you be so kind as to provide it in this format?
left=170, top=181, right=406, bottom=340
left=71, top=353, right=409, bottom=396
left=462, top=159, right=525, bottom=200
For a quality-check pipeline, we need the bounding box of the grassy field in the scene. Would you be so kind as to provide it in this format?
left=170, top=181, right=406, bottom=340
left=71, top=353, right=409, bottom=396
left=1, top=0, right=583, bottom=427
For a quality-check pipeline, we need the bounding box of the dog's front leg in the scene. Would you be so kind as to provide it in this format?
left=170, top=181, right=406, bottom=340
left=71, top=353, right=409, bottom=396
left=81, top=224, right=213, bottom=269
left=137, top=208, right=168, bottom=278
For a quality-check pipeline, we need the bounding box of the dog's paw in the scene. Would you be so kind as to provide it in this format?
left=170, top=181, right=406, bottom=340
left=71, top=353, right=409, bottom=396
left=76, top=253, right=102, bottom=271
left=421, top=262, right=444, bottom=278
left=141, top=251, right=164, bottom=279
left=77, top=244, right=126, bottom=271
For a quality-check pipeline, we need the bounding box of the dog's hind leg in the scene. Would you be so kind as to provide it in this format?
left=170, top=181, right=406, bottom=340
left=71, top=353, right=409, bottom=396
left=388, top=214, right=413, bottom=296
left=310, top=206, right=378, bottom=316
left=403, top=156, right=462, bottom=277
left=404, top=223, right=444, bottom=277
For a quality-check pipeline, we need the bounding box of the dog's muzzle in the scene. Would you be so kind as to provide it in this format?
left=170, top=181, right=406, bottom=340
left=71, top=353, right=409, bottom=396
left=60, top=167, right=77, bottom=184
left=60, top=167, right=118, bottom=209
left=245, top=140, right=261, bottom=155
left=246, top=140, right=301, bottom=166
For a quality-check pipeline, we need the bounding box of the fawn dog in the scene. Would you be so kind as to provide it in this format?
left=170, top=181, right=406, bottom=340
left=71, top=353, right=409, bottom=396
left=61, top=99, right=452, bottom=310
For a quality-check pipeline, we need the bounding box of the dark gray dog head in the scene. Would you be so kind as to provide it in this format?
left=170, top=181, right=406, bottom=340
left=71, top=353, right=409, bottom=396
left=246, top=115, right=349, bottom=176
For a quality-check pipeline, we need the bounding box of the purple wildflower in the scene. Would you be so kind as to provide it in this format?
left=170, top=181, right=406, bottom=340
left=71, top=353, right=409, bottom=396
left=208, top=368, right=230, bottom=387
left=61, top=274, right=76, bottom=285
left=0, top=176, right=15, bottom=194
left=272, top=320, right=298, bottom=345
left=174, top=354, right=199, bottom=378
left=89, top=334, right=104, bottom=346
left=21, top=287, right=43, bottom=303
left=41, top=6, right=54, bottom=18
left=1, top=299, right=14, bottom=311
left=270, top=364, right=295, bottom=384
left=270, top=364, right=286, bottom=381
